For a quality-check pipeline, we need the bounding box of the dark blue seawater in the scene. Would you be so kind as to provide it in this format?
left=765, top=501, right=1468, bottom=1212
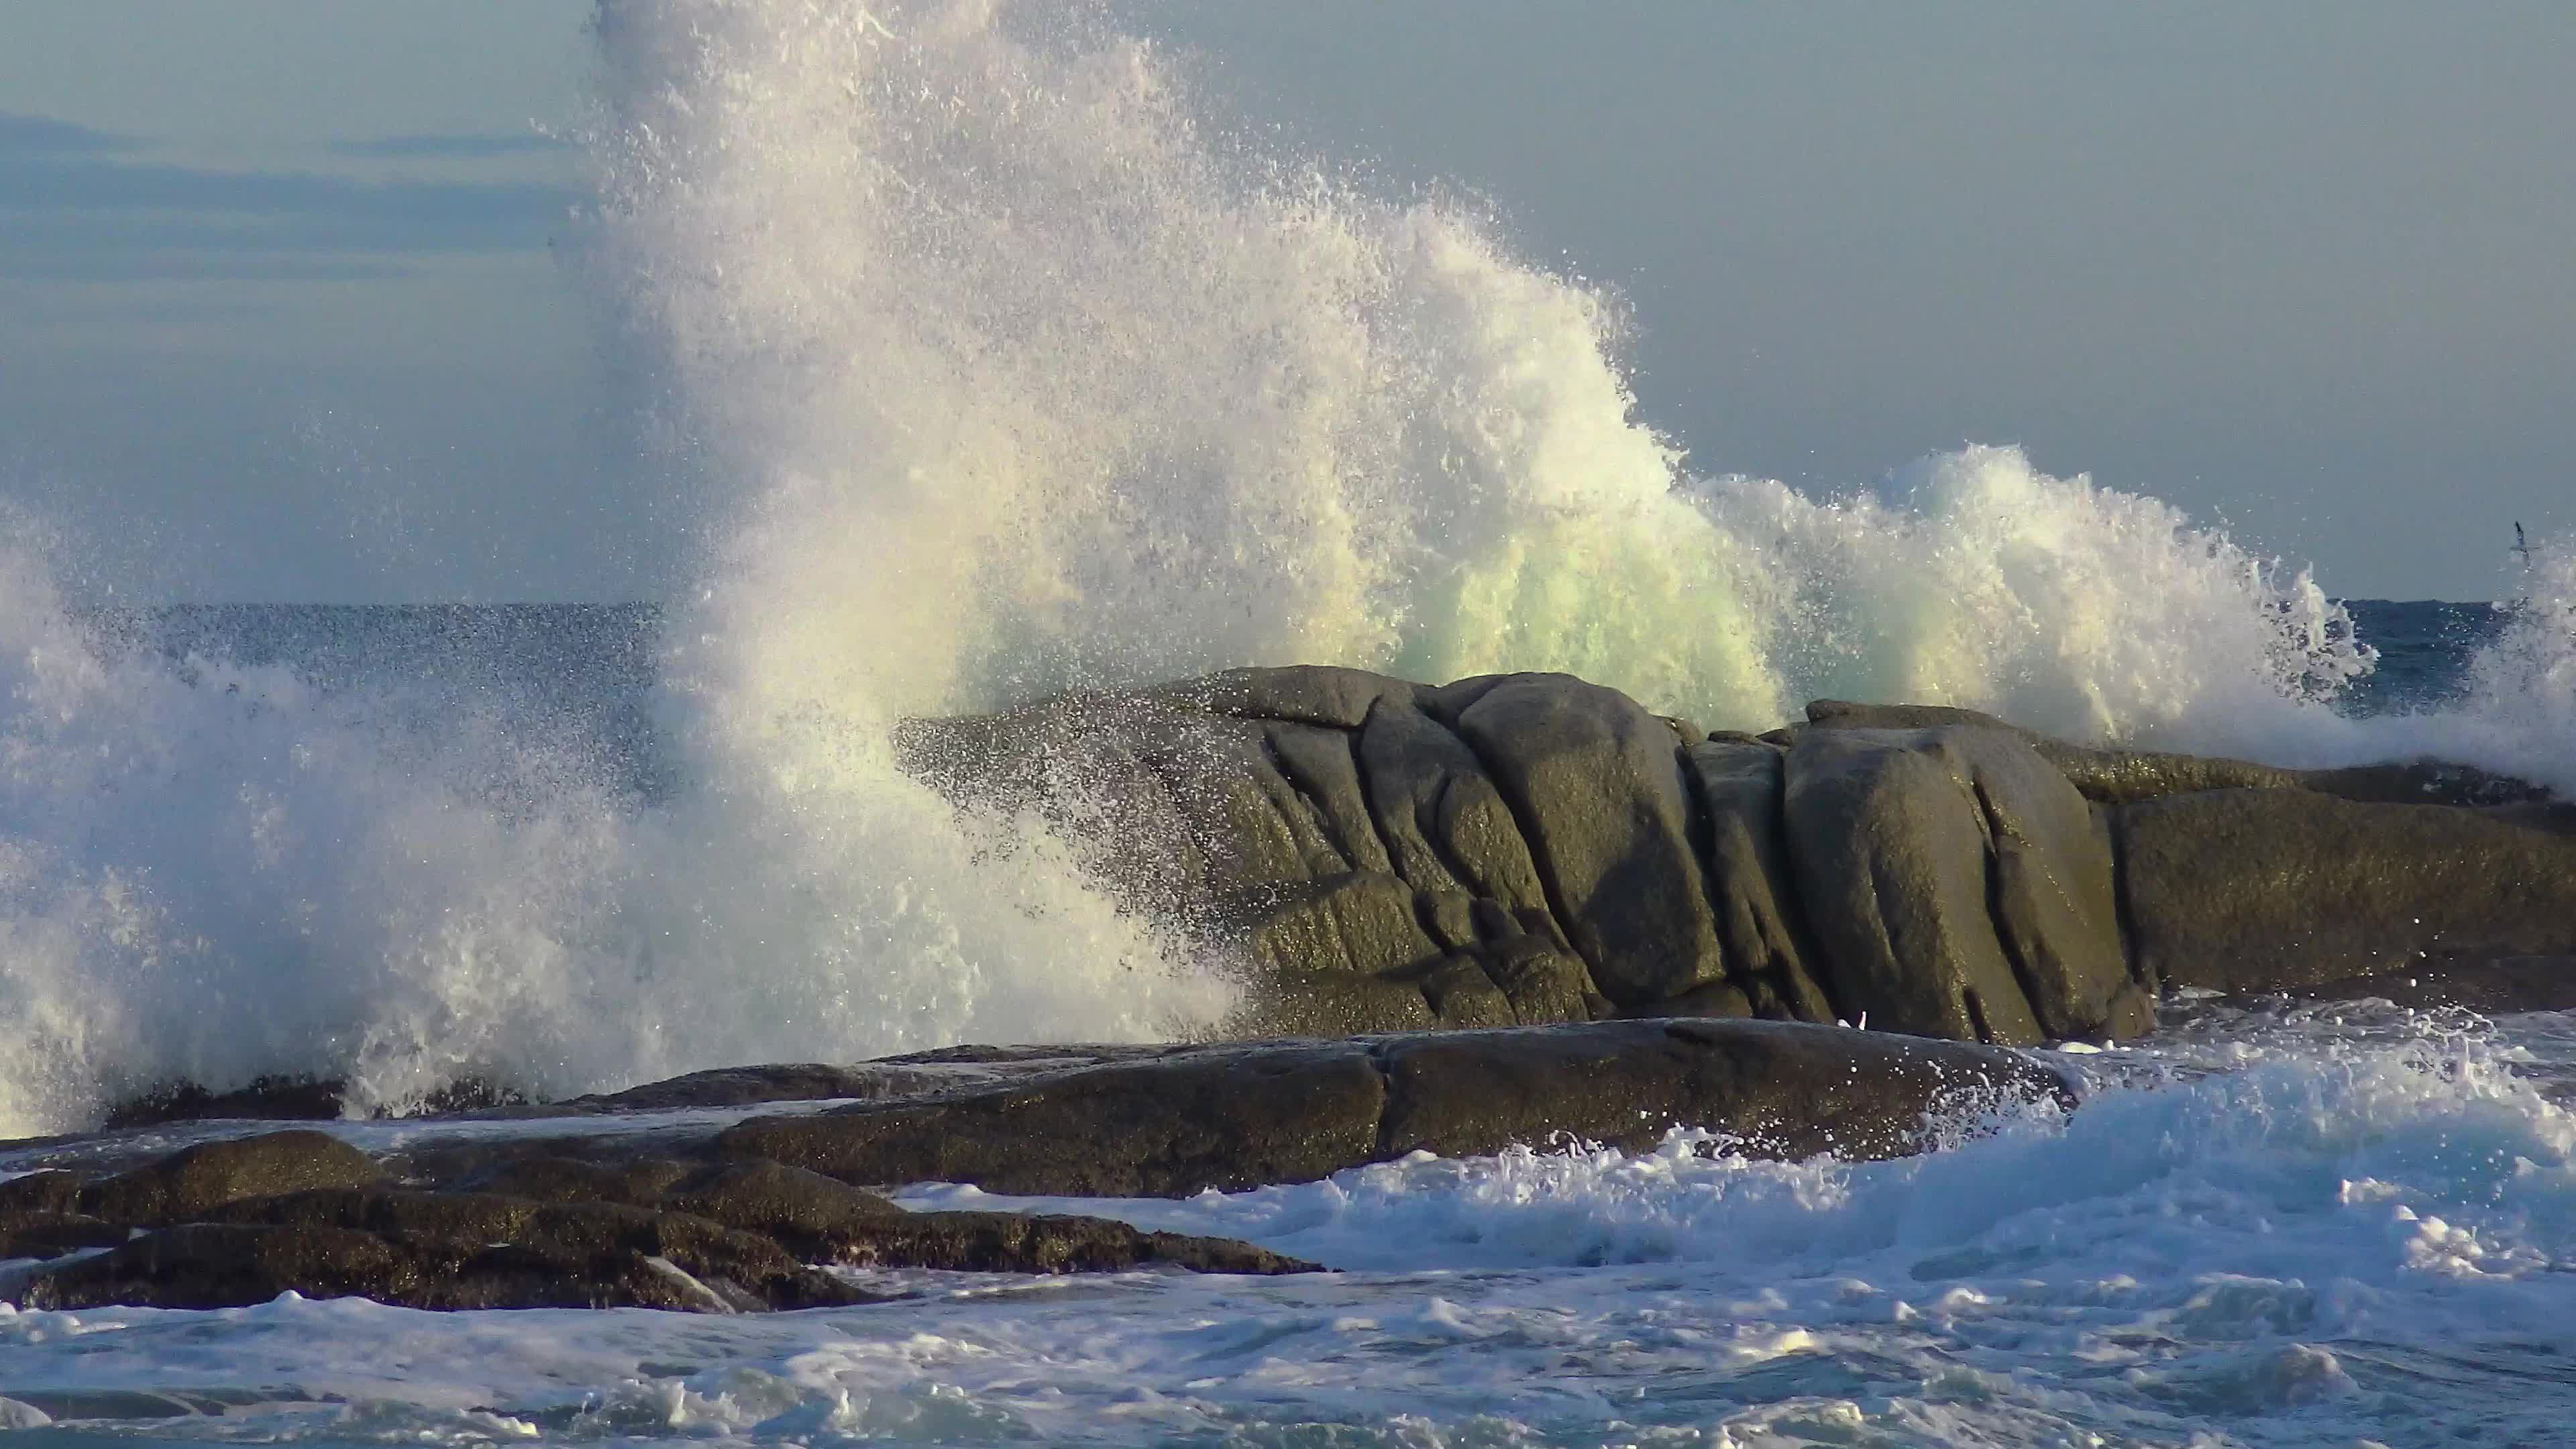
left=2339, top=598, right=2506, bottom=714
left=78, top=598, right=2491, bottom=741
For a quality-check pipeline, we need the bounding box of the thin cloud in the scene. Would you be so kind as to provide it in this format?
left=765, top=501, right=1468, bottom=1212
left=0, top=111, right=139, bottom=156
left=0, top=252, right=411, bottom=284
left=0, top=150, right=576, bottom=281
left=333, top=132, right=572, bottom=160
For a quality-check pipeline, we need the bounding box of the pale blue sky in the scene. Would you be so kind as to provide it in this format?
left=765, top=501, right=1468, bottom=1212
left=3, top=2, right=2570, bottom=600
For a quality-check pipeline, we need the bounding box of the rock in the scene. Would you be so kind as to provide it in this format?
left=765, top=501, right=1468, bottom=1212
left=843, top=1208, right=1313, bottom=1276
left=1481, top=936, right=1601, bottom=1024
left=1157, top=664, right=1430, bottom=730
left=894, top=692, right=1227, bottom=910
left=0, top=1170, right=86, bottom=1217
left=570, top=1063, right=944, bottom=1111
left=93, top=1077, right=526, bottom=1131
left=2296, top=760, right=2554, bottom=808
left=1355, top=697, right=1556, bottom=916
left=1451, top=675, right=1727, bottom=1004
left=3, top=1155, right=1318, bottom=1313
left=455, top=1155, right=696, bottom=1205
left=101, top=1076, right=345, bottom=1128
left=1802, top=700, right=2303, bottom=803
left=21, top=1224, right=421, bottom=1312
left=19, top=1203, right=871, bottom=1313
left=720, top=1042, right=1389, bottom=1197
left=654, top=1159, right=909, bottom=1241
left=78, top=1130, right=386, bottom=1226
left=202, top=1188, right=872, bottom=1309
left=0, top=1212, right=128, bottom=1260
left=1680, top=739, right=1836, bottom=1022
left=718, top=1020, right=2070, bottom=1197
left=1801, top=699, right=2554, bottom=810
left=1, top=1140, right=1322, bottom=1313
left=1783, top=727, right=2143, bottom=1044
left=2293, top=955, right=2576, bottom=1013
left=1618, top=981, right=1754, bottom=1020
left=1241, top=871, right=1444, bottom=985
left=1263, top=720, right=1395, bottom=875
left=2117, top=789, right=2576, bottom=993
left=879, top=669, right=2573, bottom=1043
left=1416, top=953, right=1518, bottom=1028
left=1376, top=1020, right=2072, bottom=1162
left=568, top=1049, right=1189, bottom=1112
left=663, top=1161, right=1313, bottom=1275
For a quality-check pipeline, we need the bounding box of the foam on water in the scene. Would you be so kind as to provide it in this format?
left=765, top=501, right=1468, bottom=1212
left=8, top=1024, right=2576, bottom=1445
left=1, top=0, right=2573, bottom=1136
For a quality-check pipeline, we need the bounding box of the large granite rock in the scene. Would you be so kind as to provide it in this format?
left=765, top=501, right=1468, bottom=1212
left=899, top=669, right=2576, bottom=1042
left=2119, top=790, right=2576, bottom=993
left=1782, top=726, right=2148, bottom=1042
left=1450, top=676, right=1727, bottom=1005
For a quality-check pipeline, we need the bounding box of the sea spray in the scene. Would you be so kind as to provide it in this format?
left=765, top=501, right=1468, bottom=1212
left=0, top=532, right=1216, bottom=1136
left=1, top=0, right=2568, bottom=1134
left=589, top=0, right=2378, bottom=744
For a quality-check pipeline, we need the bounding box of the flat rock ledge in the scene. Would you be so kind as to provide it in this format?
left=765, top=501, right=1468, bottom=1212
left=902, top=667, right=2576, bottom=1043
left=1, top=1020, right=2065, bottom=1314
left=0, top=1130, right=1311, bottom=1314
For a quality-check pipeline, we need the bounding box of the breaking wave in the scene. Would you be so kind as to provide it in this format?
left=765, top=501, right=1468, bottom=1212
left=1, top=0, right=2569, bottom=1134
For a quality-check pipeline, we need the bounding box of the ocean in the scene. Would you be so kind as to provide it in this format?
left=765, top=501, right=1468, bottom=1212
left=9, top=1, right=2576, bottom=1443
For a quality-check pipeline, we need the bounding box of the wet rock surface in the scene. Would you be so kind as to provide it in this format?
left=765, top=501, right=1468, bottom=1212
left=904, top=669, right=2576, bottom=1042
left=2, top=1019, right=2063, bottom=1313
left=1, top=1126, right=1317, bottom=1314
left=718, top=1020, right=2067, bottom=1196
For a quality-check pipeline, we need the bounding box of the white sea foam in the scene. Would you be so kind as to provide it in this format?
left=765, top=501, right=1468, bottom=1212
left=7, top=1026, right=2575, bottom=1445
left=1, top=0, right=2571, bottom=1136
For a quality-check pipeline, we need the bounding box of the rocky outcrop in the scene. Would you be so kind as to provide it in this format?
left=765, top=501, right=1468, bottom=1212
left=1, top=1020, right=2066, bottom=1313
left=719, top=1019, right=2070, bottom=1195
left=2117, top=791, right=2576, bottom=993
left=902, top=669, right=2576, bottom=1042
left=1, top=1128, right=1315, bottom=1314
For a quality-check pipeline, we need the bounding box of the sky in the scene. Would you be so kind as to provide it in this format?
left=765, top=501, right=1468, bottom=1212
left=2, top=1, right=2569, bottom=602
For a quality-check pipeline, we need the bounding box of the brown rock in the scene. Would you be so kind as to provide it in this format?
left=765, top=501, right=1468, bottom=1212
left=716, top=1020, right=2070, bottom=1198
left=79, top=1130, right=386, bottom=1226
left=2118, top=790, right=2576, bottom=992
left=719, top=1042, right=1389, bottom=1197
left=1452, top=675, right=1726, bottom=1004
left=1375, top=1020, right=2073, bottom=1163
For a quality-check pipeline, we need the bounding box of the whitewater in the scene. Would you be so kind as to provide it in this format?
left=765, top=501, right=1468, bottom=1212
left=6, top=1, right=2576, bottom=1442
